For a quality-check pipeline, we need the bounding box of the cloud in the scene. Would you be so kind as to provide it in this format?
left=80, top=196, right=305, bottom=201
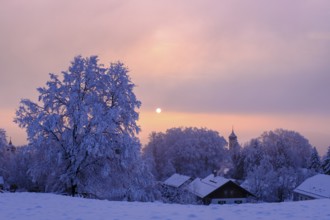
left=0, top=0, right=330, bottom=151
left=307, top=32, right=330, bottom=41
left=1, top=0, right=330, bottom=125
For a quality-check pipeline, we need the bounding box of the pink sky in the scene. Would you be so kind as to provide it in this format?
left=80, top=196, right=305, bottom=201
left=1, top=0, right=330, bottom=155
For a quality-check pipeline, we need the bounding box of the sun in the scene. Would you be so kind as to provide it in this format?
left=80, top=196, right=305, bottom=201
left=156, top=108, right=162, bottom=114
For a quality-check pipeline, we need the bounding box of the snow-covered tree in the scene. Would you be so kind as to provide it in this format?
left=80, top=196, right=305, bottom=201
left=245, top=157, right=302, bottom=202
left=0, top=129, right=31, bottom=191
left=227, top=150, right=244, bottom=180
left=15, top=56, right=155, bottom=200
left=243, top=129, right=312, bottom=171
left=143, top=127, right=228, bottom=180
left=0, top=129, right=7, bottom=148
left=322, top=146, right=330, bottom=175
left=275, top=167, right=298, bottom=201
left=244, top=156, right=278, bottom=202
left=143, top=132, right=173, bottom=180
left=0, top=128, right=7, bottom=177
left=4, top=145, right=35, bottom=191
left=241, top=138, right=264, bottom=177
left=160, top=184, right=197, bottom=204
left=242, top=129, right=313, bottom=202
left=308, top=147, right=322, bottom=173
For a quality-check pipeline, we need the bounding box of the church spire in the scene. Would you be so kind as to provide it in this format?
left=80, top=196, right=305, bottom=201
left=228, top=127, right=238, bottom=150
left=229, top=126, right=237, bottom=139
left=7, top=137, right=15, bottom=153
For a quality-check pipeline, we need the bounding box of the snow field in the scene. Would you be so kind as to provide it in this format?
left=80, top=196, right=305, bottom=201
left=0, top=193, right=330, bottom=220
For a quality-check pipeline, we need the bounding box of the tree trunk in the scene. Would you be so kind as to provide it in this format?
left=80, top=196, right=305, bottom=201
left=70, top=179, right=77, bottom=197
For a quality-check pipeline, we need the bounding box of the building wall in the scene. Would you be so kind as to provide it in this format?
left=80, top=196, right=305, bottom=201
left=208, top=181, right=249, bottom=198
left=293, top=192, right=315, bottom=201
left=211, top=198, right=247, bottom=205
left=203, top=181, right=253, bottom=205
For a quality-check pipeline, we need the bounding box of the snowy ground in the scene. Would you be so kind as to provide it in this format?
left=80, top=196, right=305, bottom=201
left=0, top=193, right=330, bottom=220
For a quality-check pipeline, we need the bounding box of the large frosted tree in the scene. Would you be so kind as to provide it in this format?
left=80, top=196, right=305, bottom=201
left=15, top=56, right=154, bottom=199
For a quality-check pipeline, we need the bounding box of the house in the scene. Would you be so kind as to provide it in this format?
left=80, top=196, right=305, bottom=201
left=293, top=174, right=330, bottom=201
left=188, top=174, right=255, bottom=205
left=163, top=173, right=192, bottom=188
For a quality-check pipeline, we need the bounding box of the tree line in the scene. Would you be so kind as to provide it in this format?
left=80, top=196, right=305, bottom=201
left=143, top=127, right=330, bottom=202
left=0, top=55, right=329, bottom=203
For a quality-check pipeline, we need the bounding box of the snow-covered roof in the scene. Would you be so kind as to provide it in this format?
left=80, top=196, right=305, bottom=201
left=240, top=180, right=250, bottom=191
left=0, top=176, right=4, bottom=185
left=294, top=174, right=330, bottom=199
left=188, top=174, right=230, bottom=198
left=163, top=173, right=191, bottom=188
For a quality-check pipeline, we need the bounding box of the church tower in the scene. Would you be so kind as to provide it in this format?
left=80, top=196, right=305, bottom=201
left=228, top=128, right=238, bottom=150
left=7, top=137, right=16, bottom=153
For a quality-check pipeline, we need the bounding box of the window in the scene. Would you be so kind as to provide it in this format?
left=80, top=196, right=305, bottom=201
left=234, top=200, right=242, bottom=204
left=218, top=201, right=226, bottom=205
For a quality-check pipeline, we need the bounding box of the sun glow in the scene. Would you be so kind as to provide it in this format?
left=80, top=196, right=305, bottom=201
left=156, top=108, right=162, bottom=114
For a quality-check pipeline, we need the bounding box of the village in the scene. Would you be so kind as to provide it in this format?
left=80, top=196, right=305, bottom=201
left=1, top=129, right=329, bottom=206
left=160, top=130, right=330, bottom=205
